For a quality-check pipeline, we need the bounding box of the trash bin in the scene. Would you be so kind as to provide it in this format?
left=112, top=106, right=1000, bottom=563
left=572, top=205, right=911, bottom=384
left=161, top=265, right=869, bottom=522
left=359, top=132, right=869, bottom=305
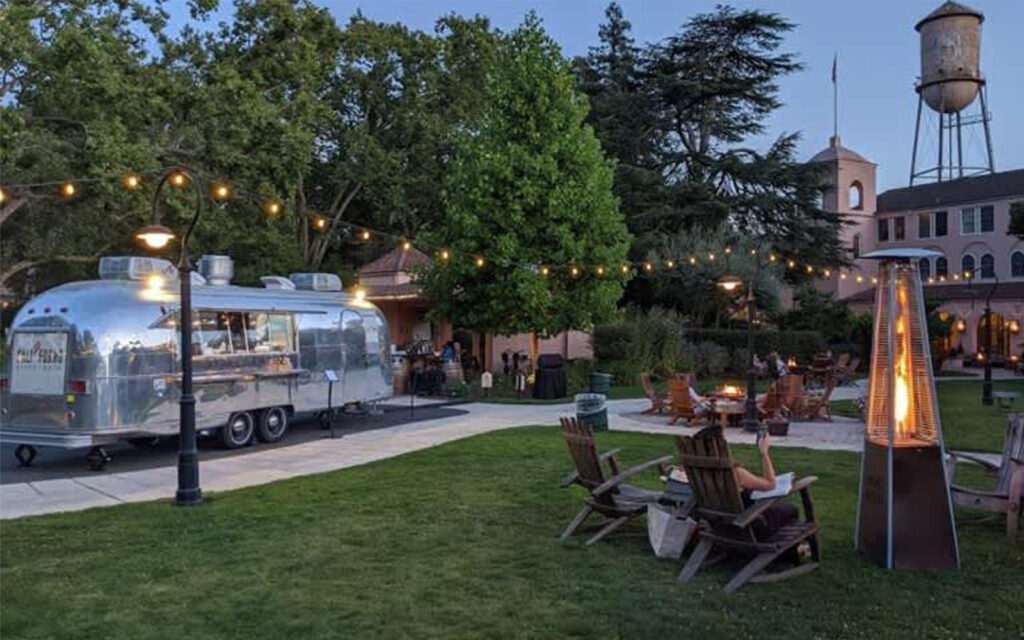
left=533, top=353, right=568, bottom=399
left=589, top=372, right=613, bottom=395
left=575, top=392, right=608, bottom=432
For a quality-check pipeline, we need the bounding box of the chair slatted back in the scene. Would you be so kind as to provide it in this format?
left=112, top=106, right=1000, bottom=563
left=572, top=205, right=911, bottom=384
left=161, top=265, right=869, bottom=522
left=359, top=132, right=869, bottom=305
left=559, top=417, right=616, bottom=506
left=640, top=373, right=658, bottom=401
left=761, top=382, right=782, bottom=417
left=846, top=357, right=861, bottom=374
left=669, top=375, right=695, bottom=416
left=779, top=375, right=805, bottom=412
left=676, top=429, right=752, bottom=544
left=996, top=414, right=1024, bottom=494
left=835, top=353, right=851, bottom=370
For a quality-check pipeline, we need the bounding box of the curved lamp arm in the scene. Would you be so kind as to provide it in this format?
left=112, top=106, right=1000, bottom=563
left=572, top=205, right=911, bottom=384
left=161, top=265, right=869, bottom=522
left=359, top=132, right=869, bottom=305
left=150, top=167, right=204, bottom=269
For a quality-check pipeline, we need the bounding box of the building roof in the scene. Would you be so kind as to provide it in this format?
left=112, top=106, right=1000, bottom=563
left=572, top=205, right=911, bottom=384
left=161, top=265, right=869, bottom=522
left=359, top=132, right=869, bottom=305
left=842, top=281, right=1024, bottom=305
left=809, top=135, right=873, bottom=165
left=876, top=169, right=1024, bottom=213
left=915, top=1, right=984, bottom=31
left=358, top=246, right=431, bottom=276
left=361, top=282, right=424, bottom=301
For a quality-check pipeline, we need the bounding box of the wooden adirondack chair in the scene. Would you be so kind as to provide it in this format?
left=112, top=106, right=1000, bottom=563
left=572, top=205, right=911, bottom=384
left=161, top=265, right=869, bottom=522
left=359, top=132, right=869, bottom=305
left=835, top=356, right=861, bottom=386
left=796, top=375, right=837, bottom=422
left=834, top=353, right=850, bottom=372
left=675, top=427, right=821, bottom=593
left=778, top=375, right=805, bottom=417
left=758, top=381, right=785, bottom=420
left=640, top=373, right=670, bottom=415
left=668, top=375, right=708, bottom=426
left=946, top=414, right=1024, bottom=538
left=558, top=417, right=674, bottom=545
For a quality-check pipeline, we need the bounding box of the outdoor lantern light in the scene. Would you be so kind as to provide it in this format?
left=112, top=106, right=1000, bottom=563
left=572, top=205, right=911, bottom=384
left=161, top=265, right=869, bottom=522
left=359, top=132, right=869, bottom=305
left=1009, top=319, right=1020, bottom=334
left=354, top=288, right=366, bottom=302
left=136, top=224, right=176, bottom=249
left=856, top=249, right=959, bottom=570
left=717, top=274, right=743, bottom=293
left=956, top=318, right=967, bottom=333
left=402, top=240, right=411, bottom=251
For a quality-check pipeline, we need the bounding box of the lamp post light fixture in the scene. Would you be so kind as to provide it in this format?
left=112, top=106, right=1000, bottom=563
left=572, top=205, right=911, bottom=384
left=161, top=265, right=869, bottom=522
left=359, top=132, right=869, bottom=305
left=135, top=166, right=205, bottom=506
left=981, top=273, right=1000, bottom=406
left=717, top=258, right=762, bottom=433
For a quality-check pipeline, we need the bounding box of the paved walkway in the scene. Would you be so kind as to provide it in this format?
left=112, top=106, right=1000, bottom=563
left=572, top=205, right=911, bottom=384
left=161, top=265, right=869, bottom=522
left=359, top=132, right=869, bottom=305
left=0, top=385, right=1000, bottom=520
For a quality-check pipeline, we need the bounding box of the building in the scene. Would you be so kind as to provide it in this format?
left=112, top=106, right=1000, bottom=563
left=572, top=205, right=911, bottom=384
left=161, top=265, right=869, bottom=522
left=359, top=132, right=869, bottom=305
left=357, top=246, right=592, bottom=381
left=812, top=135, right=1024, bottom=363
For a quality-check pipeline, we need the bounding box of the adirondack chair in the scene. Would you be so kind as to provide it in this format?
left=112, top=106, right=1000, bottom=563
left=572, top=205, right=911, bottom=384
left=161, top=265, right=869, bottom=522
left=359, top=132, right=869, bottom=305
left=668, top=375, right=708, bottom=426
left=796, top=375, right=837, bottom=422
left=946, top=414, right=1024, bottom=538
left=835, top=356, right=861, bottom=386
left=675, top=427, right=820, bottom=593
left=834, top=353, right=851, bottom=372
left=758, top=381, right=785, bottom=420
left=558, top=416, right=674, bottom=545
left=778, top=375, right=806, bottom=417
left=640, top=373, right=670, bottom=415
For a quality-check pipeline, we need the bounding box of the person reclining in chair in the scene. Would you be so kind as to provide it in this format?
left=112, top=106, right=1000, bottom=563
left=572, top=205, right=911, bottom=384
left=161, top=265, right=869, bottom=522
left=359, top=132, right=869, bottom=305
left=733, top=434, right=798, bottom=537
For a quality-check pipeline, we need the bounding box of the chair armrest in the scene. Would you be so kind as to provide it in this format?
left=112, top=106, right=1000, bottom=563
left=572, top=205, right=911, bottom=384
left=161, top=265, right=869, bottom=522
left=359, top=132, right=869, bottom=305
left=559, top=471, right=580, bottom=488
left=600, top=448, right=623, bottom=462
left=592, top=455, right=674, bottom=497
left=732, top=476, right=818, bottom=528
left=948, top=451, right=1000, bottom=474
left=559, top=448, right=624, bottom=488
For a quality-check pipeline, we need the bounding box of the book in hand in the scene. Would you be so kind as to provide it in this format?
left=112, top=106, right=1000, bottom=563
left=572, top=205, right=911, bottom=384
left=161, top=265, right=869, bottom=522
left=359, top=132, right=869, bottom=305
left=749, top=472, right=794, bottom=500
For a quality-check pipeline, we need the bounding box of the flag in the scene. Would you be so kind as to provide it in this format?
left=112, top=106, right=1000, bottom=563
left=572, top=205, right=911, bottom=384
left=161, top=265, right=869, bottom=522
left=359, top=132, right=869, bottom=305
left=832, top=53, right=837, bottom=84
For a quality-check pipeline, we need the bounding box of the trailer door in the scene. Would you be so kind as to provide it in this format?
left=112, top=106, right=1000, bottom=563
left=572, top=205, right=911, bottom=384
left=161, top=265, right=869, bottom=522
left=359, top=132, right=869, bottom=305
left=341, top=310, right=366, bottom=402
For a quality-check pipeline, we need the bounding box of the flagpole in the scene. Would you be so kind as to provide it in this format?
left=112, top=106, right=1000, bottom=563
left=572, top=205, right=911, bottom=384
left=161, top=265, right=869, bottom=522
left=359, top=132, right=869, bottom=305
left=833, top=53, right=838, bottom=140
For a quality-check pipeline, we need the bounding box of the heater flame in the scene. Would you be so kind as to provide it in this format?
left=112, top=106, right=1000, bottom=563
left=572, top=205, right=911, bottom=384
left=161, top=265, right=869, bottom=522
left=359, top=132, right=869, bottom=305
left=893, top=286, right=914, bottom=442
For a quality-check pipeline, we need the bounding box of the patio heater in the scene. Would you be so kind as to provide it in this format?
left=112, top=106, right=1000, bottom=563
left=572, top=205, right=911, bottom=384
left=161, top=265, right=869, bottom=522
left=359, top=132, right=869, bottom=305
left=855, top=249, right=959, bottom=570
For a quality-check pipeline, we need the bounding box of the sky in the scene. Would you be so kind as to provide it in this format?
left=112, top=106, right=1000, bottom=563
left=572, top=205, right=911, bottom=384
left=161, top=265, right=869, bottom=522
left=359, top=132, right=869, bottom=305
left=169, top=0, right=1024, bottom=193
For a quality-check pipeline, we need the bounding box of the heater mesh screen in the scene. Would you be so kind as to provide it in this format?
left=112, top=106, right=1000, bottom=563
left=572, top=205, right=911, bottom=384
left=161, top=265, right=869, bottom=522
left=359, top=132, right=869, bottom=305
left=866, top=262, right=941, bottom=446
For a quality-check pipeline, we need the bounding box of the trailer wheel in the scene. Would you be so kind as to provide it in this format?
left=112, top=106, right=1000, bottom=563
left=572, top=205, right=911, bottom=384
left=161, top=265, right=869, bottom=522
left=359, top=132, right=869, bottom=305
left=256, top=407, right=289, bottom=443
left=221, top=412, right=255, bottom=449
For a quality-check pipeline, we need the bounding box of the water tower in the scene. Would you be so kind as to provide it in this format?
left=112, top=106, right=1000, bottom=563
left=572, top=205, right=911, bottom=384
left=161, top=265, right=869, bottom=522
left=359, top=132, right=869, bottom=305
left=909, top=1, right=995, bottom=185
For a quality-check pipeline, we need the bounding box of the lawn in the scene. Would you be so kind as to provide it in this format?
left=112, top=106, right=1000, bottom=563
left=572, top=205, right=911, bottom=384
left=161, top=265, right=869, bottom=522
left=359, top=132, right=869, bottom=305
left=831, top=379, right=1024, bottom=453
left=2, top=428, right=1021, bottom=639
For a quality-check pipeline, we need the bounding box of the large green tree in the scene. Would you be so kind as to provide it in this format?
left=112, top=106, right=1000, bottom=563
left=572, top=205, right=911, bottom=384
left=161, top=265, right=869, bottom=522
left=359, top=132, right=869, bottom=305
left=417, top=15, right=631, bottom=336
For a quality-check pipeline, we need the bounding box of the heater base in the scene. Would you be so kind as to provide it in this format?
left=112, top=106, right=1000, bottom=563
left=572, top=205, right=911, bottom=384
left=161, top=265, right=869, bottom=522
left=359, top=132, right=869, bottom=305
left=857, top=441, right=959, bottom=570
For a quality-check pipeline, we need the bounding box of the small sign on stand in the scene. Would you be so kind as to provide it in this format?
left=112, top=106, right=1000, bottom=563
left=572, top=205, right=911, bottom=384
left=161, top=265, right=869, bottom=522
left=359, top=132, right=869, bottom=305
left=481, top=371, right=493, bottom=398
left=324, top=369, right=339, bottom=439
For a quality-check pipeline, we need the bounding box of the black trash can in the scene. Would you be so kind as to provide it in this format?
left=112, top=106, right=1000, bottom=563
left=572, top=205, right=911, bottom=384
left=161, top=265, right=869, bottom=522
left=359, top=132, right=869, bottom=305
left=533, top=353, right=568, bottom=399
left=589, top=371, right=612, bottom=395
left=576, top=392, right=608, bottom=432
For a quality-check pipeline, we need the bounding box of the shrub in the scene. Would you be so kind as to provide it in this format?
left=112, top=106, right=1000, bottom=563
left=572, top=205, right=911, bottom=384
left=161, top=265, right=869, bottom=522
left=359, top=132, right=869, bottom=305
left=566, top=358, right=594, bottom=392
left=682, top=329, right=826, bottom=363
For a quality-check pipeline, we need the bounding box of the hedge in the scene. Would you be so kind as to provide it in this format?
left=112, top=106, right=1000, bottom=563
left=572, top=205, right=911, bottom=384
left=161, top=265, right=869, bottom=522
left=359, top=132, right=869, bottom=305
left=683, top=329, right=827, bottom=363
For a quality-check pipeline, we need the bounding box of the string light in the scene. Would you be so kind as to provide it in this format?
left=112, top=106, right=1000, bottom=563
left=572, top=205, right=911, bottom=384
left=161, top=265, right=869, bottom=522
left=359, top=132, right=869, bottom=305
left=724, top=247, right=732, bottom=255
left=824, top=269, right=831, bottom=278
left=315, top=217, right=327, bottom=230
left=666, top=260, right=675, bottom=268
left=121, top=173, right=141, bottom=191
left=708, top=253, right=715, bottom=261
left=59, top=182, right=76, bottom=198
left=788, top=260, right=796, bottom=269
left=211, top=182, right=231, bottom=202
left=805, top=265, right=813, bottom=274
left=360, top=230, right=371, bottom=241
left=644, top=262, right=653, bottom=272
left=402, top=240, right=412, bottom=251
left=620, top=264, right=629, bottom=274
left=689, top=256, right=697, bottom=265
left=0, top=187, right=6, bottom=205
left=570, top=266, right=580, bottom=277
left=263, top=200, right=282, bottom=216
left=541, top=266, right=550, bottom=276
left=596, top=266, right=605, bottom=276
left=871, top=277, right=878, bottom=284
left=169, top=171, right=188, bottom=188
left=769, top=254, right=777, bottom=262
left=440, top=250, right=450, bottom=261
left=840, top=273, right=847, bottom=280
left=856, top=275, right=864, bottom=283
left=475, top=256, right=485, bottom=268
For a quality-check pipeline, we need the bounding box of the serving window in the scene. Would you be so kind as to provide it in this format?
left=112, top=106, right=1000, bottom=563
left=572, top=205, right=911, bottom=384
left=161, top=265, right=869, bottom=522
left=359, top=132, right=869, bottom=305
left=162, top=310, right=296, bottom=358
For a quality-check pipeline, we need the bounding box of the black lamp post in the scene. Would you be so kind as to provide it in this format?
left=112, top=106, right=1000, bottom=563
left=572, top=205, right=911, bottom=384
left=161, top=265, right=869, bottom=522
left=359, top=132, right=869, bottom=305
left=135, top=167, right=203, bottom=506
left=981, top=272, right=999, bottom=406
left=717, top=256, right=762, bottom=433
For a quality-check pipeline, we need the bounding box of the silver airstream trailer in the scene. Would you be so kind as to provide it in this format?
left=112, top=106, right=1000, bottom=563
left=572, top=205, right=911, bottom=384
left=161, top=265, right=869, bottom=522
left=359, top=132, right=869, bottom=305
left=0, top=255, right=392, bottom=466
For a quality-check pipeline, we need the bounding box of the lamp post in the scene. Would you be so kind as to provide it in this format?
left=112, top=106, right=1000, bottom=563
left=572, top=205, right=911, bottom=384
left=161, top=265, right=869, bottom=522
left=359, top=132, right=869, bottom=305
left=981, top=272, right=999, bottom=406
left=135, top=167, right=203, bottom=506
left=717, top=256, right=762, bottom=433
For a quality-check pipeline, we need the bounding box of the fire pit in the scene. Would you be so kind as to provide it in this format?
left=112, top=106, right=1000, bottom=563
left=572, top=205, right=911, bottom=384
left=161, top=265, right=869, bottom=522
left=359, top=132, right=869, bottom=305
left=855, top=249, right=959, bottom=570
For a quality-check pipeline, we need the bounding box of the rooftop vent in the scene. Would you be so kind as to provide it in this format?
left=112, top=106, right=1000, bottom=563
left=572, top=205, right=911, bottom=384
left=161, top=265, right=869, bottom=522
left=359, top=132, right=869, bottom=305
left=99, top=256, right=176, bottom=281
left=261, top=276, right=296, bottom=290
left=289, top=272, right=342, bottom=292
left=198, top=255, right=234, bottom=286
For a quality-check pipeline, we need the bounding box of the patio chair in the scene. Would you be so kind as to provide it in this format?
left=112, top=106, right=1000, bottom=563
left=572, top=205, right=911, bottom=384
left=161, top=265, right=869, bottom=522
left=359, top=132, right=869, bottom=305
left=795, top=375, right=836, bottom=422
left=640, top=373, right=670, bottom=415
left=675, top=427, right=821, bottom=593
left=668, top=375, right=709, bottom=427
left=834, top=353, right=850, bottom=372
left=836, top=356, right=861, bottom=386
left=946, top=414, right=1024, bottom=538
left=778, top=375, right=806, bottom=417
left=758, top=381, right=786, bottom=420
left=558, top=416, right=674, bottom=545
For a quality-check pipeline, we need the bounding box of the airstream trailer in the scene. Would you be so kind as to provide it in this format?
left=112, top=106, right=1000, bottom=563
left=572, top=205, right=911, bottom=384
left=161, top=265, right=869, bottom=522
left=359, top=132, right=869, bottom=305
left=0, top=255, right=393, bottom=466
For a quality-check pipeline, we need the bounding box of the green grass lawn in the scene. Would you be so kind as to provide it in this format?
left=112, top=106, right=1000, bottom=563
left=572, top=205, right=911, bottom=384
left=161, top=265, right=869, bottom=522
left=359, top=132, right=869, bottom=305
left=2, top=428, right=1021, bottom=639
left=831, top=379, right=1024, bottom=453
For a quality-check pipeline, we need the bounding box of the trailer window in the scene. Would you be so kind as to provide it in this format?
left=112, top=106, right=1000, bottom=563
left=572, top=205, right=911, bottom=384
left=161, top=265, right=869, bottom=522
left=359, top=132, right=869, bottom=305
left=197, top=311, right=232, bottom=356
left=245, top=312, right=294, bottom=353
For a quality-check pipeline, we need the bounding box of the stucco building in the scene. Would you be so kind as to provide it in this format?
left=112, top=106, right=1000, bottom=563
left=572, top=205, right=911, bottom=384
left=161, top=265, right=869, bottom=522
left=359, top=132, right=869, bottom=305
left=812, top=134, right=1024, bottom=363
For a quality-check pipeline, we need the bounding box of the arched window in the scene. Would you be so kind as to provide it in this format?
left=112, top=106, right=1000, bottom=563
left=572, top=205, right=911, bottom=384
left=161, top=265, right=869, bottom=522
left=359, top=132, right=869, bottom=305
left=919, top=257, right=931, bottom=281
left=849, top=181, right=864, bottom=210
left=935, top=256, right=948, bottom=277
left=852, top=234, right=861, bottom=258
left=1012, top=251, right=1024, bottom=278
left=980, top=254, right=995, bottom=279
left=961, top=254, right=975, bottom=278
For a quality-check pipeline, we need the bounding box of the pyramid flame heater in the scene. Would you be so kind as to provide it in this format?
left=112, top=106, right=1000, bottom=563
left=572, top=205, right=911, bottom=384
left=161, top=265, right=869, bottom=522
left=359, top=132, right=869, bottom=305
left=855, top=249, right=959, bottom=570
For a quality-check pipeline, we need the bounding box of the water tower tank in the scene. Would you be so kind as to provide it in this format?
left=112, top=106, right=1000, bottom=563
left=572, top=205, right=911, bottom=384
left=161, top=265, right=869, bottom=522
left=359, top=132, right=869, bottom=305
left=915, top=2, right=984, bottom=114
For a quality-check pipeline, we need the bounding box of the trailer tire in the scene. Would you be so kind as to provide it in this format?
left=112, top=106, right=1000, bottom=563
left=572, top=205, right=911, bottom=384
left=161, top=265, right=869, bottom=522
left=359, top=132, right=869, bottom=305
left=221, top=412, right=255, bottom=449
left=256, top=407, right=289, bottom=443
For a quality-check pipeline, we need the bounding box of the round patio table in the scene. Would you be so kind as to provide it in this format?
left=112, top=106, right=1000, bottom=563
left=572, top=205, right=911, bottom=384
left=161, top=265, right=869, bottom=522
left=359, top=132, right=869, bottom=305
left=707, top=396, right=745, bottom=427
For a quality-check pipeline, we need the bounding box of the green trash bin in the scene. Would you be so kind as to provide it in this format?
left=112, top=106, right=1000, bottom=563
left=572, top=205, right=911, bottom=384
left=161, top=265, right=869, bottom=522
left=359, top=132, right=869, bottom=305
left=589, top=372, right=613, bottom=395
left=576, top=392, right=608, bottom=432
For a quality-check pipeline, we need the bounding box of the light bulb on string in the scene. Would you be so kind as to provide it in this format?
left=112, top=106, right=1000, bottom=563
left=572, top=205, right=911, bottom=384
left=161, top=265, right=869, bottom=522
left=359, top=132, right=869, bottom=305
left=0, top=186, right=7, bottom=204
left=263, top=200, right=282, bottom=216
left=475, top=256, right=485, bottom=268
left=540, top=266, right=550, bottom=277
left=121, top=173, right=141, bottom=191
left=666, top=260, right=675, bottom=268
left=620, top=264, right=629, bottom=274
left=689, top=256, right=697, bottom=265
left=787, top=260, right=796, bottom=269
left=402, top=240, right=412, bottom=251
left=805, top=265, right=814, bottom=274
left=644, top=262, right=653, bottom=272
left=59, top=182, right=77, bottom=199
left=708, top=253, right=715, bottom=262
left=169, top=171, right=188, bottom=188
left=361, top=230, right=371, bottom=241
left=856, top=275, right=864, bottom=283
left=570, top=266, right=580, bottom=277
left=211, top=182, right=231, bottom=202
left=315, top=217, right=327, bottom=230
left=596, top=266, right=605, bottom=277
left=440, top=250, right=450, bottom=262
left=724, top=247, right=732, bottom=255
left=769, top=254, right=777, bottom=263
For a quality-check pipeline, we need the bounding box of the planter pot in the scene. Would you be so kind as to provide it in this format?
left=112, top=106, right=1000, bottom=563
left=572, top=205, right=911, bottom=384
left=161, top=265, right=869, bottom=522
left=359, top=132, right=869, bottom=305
left=767, top=418, right=790, bottom=437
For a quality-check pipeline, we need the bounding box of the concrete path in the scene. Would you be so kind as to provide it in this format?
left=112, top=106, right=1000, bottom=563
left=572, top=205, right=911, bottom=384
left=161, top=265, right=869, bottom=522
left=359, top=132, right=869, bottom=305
left=0, top=392, right=999, bottom=521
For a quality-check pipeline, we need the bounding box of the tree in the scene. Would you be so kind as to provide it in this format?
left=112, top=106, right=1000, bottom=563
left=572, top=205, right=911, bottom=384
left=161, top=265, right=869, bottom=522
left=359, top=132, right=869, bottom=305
left=416, top=15, right=631, bottom=337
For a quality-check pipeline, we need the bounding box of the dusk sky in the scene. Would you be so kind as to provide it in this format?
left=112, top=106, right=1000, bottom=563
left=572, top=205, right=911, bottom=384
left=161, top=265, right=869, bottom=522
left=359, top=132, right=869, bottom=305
left=174, top=0, right=1024, bottom=193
